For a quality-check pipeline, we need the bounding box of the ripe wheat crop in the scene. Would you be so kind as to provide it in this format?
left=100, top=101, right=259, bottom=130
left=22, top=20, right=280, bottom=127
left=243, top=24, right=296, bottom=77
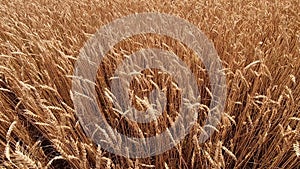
left=0, top=0, right=299, bottom=168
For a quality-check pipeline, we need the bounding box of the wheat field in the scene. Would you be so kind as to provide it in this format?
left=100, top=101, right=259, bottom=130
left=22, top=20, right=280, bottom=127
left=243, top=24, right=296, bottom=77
left=0, top=0, right=299, bottom=168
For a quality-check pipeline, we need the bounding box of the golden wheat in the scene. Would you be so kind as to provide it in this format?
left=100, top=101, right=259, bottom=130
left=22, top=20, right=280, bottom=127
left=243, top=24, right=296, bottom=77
left=0, top=0, right=299, bottom=168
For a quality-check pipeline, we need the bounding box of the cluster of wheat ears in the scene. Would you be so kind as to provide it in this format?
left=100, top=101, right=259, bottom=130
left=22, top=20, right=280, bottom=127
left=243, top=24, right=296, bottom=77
left=0, top=0, right=299, bottom=168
